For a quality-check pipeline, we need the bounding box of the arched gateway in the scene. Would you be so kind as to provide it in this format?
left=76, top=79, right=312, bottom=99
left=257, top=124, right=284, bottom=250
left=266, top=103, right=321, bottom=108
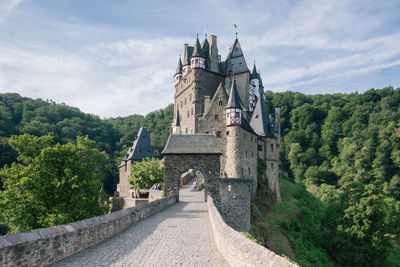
left=162, top=134, right=222, bottom=202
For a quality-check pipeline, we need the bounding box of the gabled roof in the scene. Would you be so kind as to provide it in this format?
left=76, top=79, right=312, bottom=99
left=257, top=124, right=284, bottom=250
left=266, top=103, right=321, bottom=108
left=123, top=126, right=155, bottom=161
left=225, top=38, right=249, bottom=74
left=175, top=57, right=182, bottom=75
left=192, top=36, right=204, bottom=58
left=226, top=80, right=242, bottom=109
left=250, top=96, right=275, bottom=137
left=202, top=83, right=228, bottom=117
left=162, top=134, right=222, bottom=154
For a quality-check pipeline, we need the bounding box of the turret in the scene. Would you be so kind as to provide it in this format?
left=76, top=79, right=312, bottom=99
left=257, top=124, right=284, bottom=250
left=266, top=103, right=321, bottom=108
left=182, top=44, right=191, bottom=75
left=226, top=80, right=242, bottom=126
left=173, top=109, right=181, bottom=134
left=249, top=63, right=260, bottom=112
left=174, top=57, right=182, bottom=85
left=191, top=35, right=206, bottom=69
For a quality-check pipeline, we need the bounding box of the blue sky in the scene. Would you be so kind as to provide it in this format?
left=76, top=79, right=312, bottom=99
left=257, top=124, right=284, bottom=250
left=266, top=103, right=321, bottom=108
left=0, top=0, right=399, bottom=117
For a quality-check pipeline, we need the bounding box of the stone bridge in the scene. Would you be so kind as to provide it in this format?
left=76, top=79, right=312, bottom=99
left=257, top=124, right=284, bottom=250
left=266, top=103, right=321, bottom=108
left=0, top=181, right=294, bottom=266
left=0, top=134, right=294, bottom=266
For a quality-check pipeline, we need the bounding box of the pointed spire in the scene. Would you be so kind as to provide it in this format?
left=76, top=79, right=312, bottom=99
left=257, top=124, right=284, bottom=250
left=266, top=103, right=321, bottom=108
left=175, top=56, right=182, bottom=75
left=250, top=96, right=274, bottom=137
left=250, top=62, right=258, bottom=80
left=226, top=80, right=242, bottom=109
left=192, top=35, right=204, bottom=58
left=175, top=109, right=180, bottom=127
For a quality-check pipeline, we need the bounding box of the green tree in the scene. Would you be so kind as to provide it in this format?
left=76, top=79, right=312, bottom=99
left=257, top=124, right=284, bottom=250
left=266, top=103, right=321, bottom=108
left=0, top=134, right=109, bottom=233
left=129, top=158, right=164, bottom=191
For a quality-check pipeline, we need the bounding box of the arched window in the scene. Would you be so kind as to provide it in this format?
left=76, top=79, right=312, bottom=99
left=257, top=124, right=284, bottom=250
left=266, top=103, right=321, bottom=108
left=219, top=101, right=222, bottom=106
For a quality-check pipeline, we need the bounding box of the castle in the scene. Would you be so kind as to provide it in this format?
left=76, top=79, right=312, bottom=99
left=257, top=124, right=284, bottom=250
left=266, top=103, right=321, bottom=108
left=172, top=34, right=281, bottom=200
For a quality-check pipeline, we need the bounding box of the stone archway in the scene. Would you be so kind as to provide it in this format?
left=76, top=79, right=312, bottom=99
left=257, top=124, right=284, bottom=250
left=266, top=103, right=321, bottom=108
left=162, top=134, right=222, bottom=202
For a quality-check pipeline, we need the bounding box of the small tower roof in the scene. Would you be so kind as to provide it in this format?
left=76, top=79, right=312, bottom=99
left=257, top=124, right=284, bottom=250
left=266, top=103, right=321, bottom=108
left=250, top=62, right=258, bottom=80
left=192, top=35, right=204, bottom=58
left=123, top=126, right=155, bottom=161
left=201, top=37, right=210, bottom=59
left=225, top=37, right=248, bottom=74
left=250, top=96, right=274, bottom=137
left=226, top=80, right=242, bottom=109
left=175, top=57, right=182, bottom=75
left=175, top=109, right=180, bottom=127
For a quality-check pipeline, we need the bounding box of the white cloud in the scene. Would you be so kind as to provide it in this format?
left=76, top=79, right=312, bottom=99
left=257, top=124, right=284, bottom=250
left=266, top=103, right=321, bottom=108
left=0, top=0, right=27, bottom=22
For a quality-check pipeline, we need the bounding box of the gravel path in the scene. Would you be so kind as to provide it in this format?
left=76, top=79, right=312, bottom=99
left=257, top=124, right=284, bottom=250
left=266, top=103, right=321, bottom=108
left=51, top=181, right=229, bottom=267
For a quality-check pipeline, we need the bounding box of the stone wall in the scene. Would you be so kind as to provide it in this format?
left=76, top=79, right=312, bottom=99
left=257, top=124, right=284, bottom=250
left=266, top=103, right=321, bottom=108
left=149, top=189, right=163, bottom=202
left=117, top=159, right=132, bottom=197
left=225, top=126, right=258, bottom=195
left=219, top=178, right=251, bottom=232
left=0, top=195, right=177, bottom=267
left=163, top=154, right=221, bottom=201
left=207, top=196, right=296, bottom=267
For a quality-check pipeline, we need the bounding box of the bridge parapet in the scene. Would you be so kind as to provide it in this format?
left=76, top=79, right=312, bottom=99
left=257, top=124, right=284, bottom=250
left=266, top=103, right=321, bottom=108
left=207, top=195, right=297, bottom=267
left=0, top=194, right=178, bottom=267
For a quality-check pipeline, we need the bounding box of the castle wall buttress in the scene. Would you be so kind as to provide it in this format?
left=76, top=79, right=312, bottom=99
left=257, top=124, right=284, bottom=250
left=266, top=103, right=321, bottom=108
left=118, top=160, right=132, bottom=198
left=265, top=137, right=281, bottom=201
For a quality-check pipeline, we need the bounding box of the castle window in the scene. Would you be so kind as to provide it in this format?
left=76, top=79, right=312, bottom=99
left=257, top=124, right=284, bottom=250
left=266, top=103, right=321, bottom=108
left=215, top=114, right=218, bottom=120
left=195, top=59, right=199, bottom=63
left=258, top=145, right=262, bottom=151
left=226, top=131, right=229, bottom=136
left=181, top=101, right=183, bottom=108
left=271, top=144, right=274, bottom=152
left=190, top=94, right=192, bottom=101
left=191, top=108, right=193, bottom=116
left=246, top=150, right=248, bottom=157
left=187, top=110, right=189, bottom=118
left=252, top=151, right=254, bottom=157
left=219, top=101, right=222, bottom=106
left=186, top=128, right=188, bottom=134
left=255, top=115, right=259, bottom=119
left=216, top=131, right=221, bottom=138
left=248, top=168, right=251, bottom=175
left=205, top=131, right=209, bottom=134
left=185, top=98, right=187, bottom=105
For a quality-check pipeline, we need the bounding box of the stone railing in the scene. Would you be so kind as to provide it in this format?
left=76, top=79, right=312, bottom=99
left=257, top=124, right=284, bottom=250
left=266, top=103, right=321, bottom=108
left=0, top=194, right=177, bottom=267
left=207, top=196, right=297, bottom=267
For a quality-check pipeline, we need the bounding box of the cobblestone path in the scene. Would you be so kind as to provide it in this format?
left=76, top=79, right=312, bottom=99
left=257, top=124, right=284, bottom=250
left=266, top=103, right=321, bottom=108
left=51, top=181, right=229, bottom=267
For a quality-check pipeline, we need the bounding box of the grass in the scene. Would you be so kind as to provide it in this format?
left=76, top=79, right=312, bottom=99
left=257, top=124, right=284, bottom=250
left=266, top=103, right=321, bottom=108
left=249, top=175, right=335, bottom=267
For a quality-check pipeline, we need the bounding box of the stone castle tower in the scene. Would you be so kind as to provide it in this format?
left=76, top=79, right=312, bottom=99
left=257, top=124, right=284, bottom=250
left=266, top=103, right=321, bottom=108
left=172, top=34, right=281, bottom=200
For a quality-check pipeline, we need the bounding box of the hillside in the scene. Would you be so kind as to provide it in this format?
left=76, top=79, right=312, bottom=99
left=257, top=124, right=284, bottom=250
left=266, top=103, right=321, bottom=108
left=0, top=93, right=173, bottom=194
left=1, top=87, right=399, bottom=265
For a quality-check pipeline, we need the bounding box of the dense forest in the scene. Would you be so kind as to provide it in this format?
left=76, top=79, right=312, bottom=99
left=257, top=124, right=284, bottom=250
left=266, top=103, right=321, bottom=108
left=263, top=86, right=400, bottom=266
left=0, top=93, right=173, bottom=194
left=1, top=87, right=399, bottom=265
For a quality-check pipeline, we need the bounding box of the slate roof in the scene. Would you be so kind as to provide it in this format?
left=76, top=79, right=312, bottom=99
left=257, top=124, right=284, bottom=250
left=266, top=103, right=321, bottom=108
left=192, top=36, right=204, bottom=58
left=162, top=134, right=222, bottom=154
left=250, top=96, right=275, bottom=137
left=224, top=38, right=249, bottom=74
left=201, top=37, right=210, bottom=60
left=175, top=57, right=182, bottom=75
left=226, top=80, right=242, bottom=109
left=123, top=126, right=155, bottom=161
left=250, top=63, right=258, bottom=80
